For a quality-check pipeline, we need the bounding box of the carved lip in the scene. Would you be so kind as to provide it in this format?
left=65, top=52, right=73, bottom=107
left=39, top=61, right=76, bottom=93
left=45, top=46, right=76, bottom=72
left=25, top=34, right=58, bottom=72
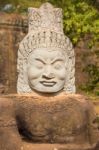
left=40, top=81, right=56, bottom=86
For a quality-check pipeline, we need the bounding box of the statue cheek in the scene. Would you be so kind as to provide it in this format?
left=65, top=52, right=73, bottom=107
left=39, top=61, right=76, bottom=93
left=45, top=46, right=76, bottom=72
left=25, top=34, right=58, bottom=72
left=55, top=69, right=66, bottom=80
left=27, top=67, right=43, bottom=79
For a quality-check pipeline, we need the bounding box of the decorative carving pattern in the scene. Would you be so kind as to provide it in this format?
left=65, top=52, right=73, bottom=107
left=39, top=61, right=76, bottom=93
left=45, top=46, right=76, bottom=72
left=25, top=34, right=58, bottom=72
left=28, top=3, right=63, bottom=32
left=17, top=3, right=75, bottom=94
left=0, top=119, right=16, bottom=127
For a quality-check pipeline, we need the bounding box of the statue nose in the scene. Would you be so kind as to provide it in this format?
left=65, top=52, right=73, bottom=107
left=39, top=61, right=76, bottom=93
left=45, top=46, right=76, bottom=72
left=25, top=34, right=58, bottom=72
left=42, top=66, right=54, bottom=79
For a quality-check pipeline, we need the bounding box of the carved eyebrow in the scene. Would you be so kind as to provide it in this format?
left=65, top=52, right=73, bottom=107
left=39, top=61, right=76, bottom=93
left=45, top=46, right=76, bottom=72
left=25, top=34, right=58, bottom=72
left=51, top=58, right=64, bottom=64
left=35, top=58, right=46, bottom=64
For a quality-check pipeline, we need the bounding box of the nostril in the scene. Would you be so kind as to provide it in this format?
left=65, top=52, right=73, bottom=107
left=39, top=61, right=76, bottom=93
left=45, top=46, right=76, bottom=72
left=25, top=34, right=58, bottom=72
left=49, top=73, right=55, bottom=78
left=42, top=73, right=54, bottom=79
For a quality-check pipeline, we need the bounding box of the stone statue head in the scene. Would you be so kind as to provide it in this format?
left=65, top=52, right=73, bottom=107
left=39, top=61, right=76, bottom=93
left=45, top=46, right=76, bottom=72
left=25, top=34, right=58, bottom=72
left=17, top=3, right=75, bottom=94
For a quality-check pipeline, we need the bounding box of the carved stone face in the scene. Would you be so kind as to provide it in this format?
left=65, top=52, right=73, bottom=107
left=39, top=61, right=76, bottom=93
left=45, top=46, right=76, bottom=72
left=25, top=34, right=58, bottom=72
left=27, top=48, right=67, bottom=93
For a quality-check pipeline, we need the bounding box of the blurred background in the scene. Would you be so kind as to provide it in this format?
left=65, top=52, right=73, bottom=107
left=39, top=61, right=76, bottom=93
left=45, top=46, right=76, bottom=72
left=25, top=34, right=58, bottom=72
left=0, top=0, right=99, bottom=100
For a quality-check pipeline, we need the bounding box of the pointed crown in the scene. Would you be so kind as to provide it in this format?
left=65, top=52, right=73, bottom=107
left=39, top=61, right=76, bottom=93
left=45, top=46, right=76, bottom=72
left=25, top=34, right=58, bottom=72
left=28, top=3, right=63, bottom=33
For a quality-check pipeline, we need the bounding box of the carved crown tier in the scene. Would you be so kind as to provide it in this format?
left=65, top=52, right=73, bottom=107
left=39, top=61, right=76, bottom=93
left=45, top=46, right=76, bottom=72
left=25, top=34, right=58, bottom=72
left=28, top=3, right=63, bottom=32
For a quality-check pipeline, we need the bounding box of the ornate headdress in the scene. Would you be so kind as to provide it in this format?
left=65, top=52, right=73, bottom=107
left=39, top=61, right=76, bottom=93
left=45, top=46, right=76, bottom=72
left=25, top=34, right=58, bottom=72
left=17, top=3, right=75, bottom=93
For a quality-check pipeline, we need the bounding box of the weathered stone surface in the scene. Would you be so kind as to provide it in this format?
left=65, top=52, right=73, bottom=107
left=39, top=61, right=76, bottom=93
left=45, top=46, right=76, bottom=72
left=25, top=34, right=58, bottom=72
left=22, top=142, right=99, bottom=150
left=0, top=93, right=99, bottom=150
left=0, top=4, right=99, bottom=150
left=0, top=83, right=5, bottom=94
left=0, top=12, right=27, bottom=93
left=75, top=35, right=99, bottom=92
left=17, top=3, right=75, bottom=94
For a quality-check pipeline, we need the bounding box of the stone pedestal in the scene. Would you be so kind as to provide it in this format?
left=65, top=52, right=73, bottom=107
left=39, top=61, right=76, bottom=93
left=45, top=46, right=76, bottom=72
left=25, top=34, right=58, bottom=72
left=22, top=142, right=98, bottom=150
left=1, top=92, right=98, bottom=150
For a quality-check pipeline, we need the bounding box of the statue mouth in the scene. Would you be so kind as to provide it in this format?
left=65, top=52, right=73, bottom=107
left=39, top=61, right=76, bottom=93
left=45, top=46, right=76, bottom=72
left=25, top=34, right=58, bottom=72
left=40, top=81, right=56, bottom=87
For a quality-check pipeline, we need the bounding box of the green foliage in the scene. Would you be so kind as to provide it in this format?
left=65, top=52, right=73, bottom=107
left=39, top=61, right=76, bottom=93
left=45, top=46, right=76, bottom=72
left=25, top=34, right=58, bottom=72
left=0, top=0, right=42, bottom=13
left=14, top=0, right=43, bottom=13
left=43, top=0, right=99, bottom=45
left=63, top=1, right=99, bottom=45
left=81, top=64, right=99, bottom=96
left=0, top=0, right=19, bottom=7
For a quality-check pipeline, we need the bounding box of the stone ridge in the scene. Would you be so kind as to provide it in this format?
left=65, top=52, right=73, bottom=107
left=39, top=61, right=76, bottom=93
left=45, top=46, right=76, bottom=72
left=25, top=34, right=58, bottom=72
left=0, top=12, right=28, bottom=28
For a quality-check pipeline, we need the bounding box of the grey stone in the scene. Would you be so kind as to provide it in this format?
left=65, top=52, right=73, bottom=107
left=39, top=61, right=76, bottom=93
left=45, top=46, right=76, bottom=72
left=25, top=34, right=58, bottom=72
left=17, top=3, right=75, bottom=94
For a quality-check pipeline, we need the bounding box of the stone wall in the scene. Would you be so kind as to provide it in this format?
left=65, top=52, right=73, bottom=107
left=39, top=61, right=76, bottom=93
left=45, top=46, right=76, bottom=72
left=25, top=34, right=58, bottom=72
left=0, top=12, right=27, bottom=93
left=0, top=13, right=98, bottom=93
left=75, top=36, right=99, bottom=93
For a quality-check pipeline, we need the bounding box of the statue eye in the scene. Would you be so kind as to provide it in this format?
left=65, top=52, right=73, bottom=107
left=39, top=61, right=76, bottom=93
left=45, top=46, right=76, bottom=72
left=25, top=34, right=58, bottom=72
left=35, top=61, right=44, bottom=69
left=53, top=62, right=63, bottom=70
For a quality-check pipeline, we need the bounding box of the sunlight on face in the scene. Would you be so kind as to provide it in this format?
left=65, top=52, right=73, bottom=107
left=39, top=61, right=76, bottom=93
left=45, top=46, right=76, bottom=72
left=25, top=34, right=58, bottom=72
left=27, top=48, right=67, bottom=93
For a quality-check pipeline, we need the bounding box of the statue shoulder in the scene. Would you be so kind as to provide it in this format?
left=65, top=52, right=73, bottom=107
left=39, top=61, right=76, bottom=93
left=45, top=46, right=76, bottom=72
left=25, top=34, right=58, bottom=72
left=60, top=92, right=94, bottom=110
